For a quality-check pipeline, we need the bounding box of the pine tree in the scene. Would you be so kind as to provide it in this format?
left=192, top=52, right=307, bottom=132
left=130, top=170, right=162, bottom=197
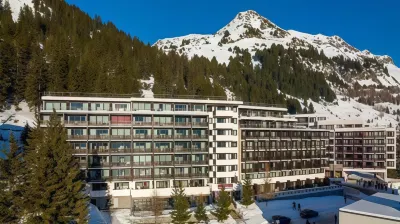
left=23, top=112, right=89, bottom=223
left=170, top=184, right=191, bottom=224
left=308, top=102, right=315, bottom=114
left=211, top=186, right=231, bottom=222
left=20, top=123, right=31, bottom=147
left=241, top=175, right=254, bottom=207
left=194, top=195, right=209, bottom=223
left=0, top=134, right=24, bottom=223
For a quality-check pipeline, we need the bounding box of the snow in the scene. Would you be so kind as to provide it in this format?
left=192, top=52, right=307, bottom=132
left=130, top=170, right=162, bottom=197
left=140, top=75, right=154, bottom=98
left=0, top=101, right=35, bottom=127
left=9, top=0, right=34, bottom=21
left=340, top=192, right=400, bottom=221
left=237, top=195, right=355, bottom=224
left=357, top=79, right=378, bottom=86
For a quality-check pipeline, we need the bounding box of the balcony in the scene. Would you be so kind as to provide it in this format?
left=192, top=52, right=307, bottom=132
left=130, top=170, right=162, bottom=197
left=174, top=160, right=192, bottom=165
left=88, top=121, right=110, bottom=126
left=191, top=160, right=208, bottom=165
left=191, top=148, right=208, bottom=153
left=133, top=175, right=153, bottom=180
left=154, top=135, right=173, bottom=139
left=191, top=135, right=208, bottom=140
left=89, top=135, right=109, bottom=140
left=68, top=135, right=88, bottom=140
left=110, top=162, right=131, bottom=167
left=174, top=148, right=191, bottom=153
left=64, top=121, right=88, bottom=126
left=89, top=148, right=109, bottom=154
left=174, top=135, right=191, bottom=139
left=242, top=157, right=259, bottom=162
left=111, top=176, right=132, bottom=181
left=153, top=161, right=173, bottom=166
left=191, top=173, right=209, bottom=178
left=174, top=173, right=191, bottom=178
left=132, top=135, right=152, bottom=139
left=88, top=162, right=109, bottom=168
left=154, top=174, right=173, bottom=179
left=153, top=148, right=173, bottom=153
left=132, top=121, right=153, bottom=126
left=110, top=135, right=131, bottom=140
left=110, top=148, right=131, bottom=154
left=73, top=149, right=87, bottom=154
left=132, top=162, right=152, bottom=166
left=192, top=122, right=208, bottom=127
left=110, top=121, right=132, bottom=126
left=153, top=122, right=174, bottom=127
left=133, top=148, right=152, bottom=153
left=175, top=122, right=191, bottom=127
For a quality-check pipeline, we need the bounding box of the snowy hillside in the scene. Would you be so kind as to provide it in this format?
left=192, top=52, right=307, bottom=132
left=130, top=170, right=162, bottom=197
left=155, top=10, right=400, bottom=87
left=0, top=102, right=35, bottom=127
left=9, top=0, right=34, bottom=21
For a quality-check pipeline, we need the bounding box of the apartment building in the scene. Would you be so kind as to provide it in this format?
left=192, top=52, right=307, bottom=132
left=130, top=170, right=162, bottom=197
left=239, top=105, right=330, bottom=193
left=292, top=117, right=397, bottom=180
left=40, top=93, right=241, bottom=209
left=40, top=93, right=333, bottom=209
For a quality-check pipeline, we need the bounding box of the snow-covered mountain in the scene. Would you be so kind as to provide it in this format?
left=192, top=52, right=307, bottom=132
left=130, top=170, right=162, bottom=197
left=155, top=10, right=400, bottom=87
left=155, top=10, right=400, bottom=127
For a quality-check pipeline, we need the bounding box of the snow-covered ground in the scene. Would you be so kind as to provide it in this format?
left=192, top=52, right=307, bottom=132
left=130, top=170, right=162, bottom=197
left=0, top=102, right=35, bottom=127
left=237, top=195, right=356, bottom=224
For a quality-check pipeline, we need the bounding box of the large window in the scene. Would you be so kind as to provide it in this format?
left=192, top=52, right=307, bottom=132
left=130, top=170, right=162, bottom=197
left=174, top=104, right=187, bottom=111
left=45, top=102, right=67, bottom=110
left=114, top=182, right=129, bottom=190
left=70, top=102, right=88, bottom=110
left=132, top=102, right=151, bottom=111
left=91, top=102, right=110, bottom=111
left=114, top=103, right=129, bottom=111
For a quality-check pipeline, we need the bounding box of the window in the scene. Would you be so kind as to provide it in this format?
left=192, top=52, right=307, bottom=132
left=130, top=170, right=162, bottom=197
left=217, top=154, right=226, bottom=160
left=114, top=182, right=129, bottom=190
left=387, top=154, right=395, bottom=159
left=388, top=139, right=395, bottom=144
left=231, top=118, right=237, bottom=124
left=217, top=118, right=226, bottom=123
left=232, top=130, right=237, bottom=136
left=217, top=130, right=227, bottom=135
left=217, top=166, right=226, bottom=172
left=230, top=165, right=237, bottom=171
left=174, top=104, right=187, bottom=111
left=156, top=181, right=168, bottom=188
left=388, top=161, right=395, bottom=167
left=231, top=142, right=237, bottom=147
left=217, top=142, right=227, bottom=147
left=217, top=106, right=226, bottom=111
left=71, top=102, right=86, bottom=110
left=217, top=178, right=226, bottom=184
left=230, top=153, right=237, bottom=159
left=115, top=103, right=129, bottom=111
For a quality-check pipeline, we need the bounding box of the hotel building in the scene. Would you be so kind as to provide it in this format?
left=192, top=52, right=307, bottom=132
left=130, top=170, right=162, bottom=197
left=40, top=93, right=334, bottom=209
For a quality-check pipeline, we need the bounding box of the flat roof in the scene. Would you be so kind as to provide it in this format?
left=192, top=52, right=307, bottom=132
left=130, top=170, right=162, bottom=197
left=340, top=192, right=400, bottom=221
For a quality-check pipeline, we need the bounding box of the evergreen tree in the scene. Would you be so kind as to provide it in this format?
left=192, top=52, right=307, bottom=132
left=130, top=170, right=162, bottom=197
left=211, top=187, right=231, bottom=222
left=23, top=112, right=89, bottom=223
left=0, top=134, right=24, bottom=223
left=386, top=107, right=390, bottom=114
left=308, top=102, right=315, bottom=114
left=241, top=175, right=254, bottom=207
left=170, top=184, right=191, bottom=224
left=20, top=123, right=31, bottom=146
left=194, top=195, right=209, bottom=223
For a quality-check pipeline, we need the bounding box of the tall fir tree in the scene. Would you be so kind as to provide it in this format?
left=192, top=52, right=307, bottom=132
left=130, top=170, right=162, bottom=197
left=211, top=186, right=231, bottom=222
left=23, top=112, right=89, bottom=223
left=241, top=175, right=254, bottom=207
left=194, top=195, right=209, bottom=223
left=170, top=184, right=191, bottom=224
left=0, top=134, right=24, bottom=223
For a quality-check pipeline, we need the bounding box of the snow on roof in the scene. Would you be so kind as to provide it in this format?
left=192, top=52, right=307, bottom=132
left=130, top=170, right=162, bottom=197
left=340, top=192, right=400, bottom=221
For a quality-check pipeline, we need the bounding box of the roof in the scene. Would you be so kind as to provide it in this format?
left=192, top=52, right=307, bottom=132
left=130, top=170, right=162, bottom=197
left=340, top=192, right=400, bottom=221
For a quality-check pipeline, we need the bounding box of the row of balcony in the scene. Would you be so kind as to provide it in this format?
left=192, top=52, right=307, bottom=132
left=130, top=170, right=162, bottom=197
left=241, top=134, right=327, bottom=139
left=336, top=149, right=386, bottom=153
left=242, top=147, right=327, bottom=151
left=340, top=165, right=386, bottom=169
left=242, top=154, right=325, bottom=161
left=87, top=173, right=209, bottom=181
left=68, top=134, right=209, bottom=140
left=62, top=121, right=209, bottom=127
left=80, top=160, right=209, bottom=168
left=335, top=157, right=386, bottom=161
left=74, top=148, right=209, bottom=154
left=242, top=164, right=327, bottom=172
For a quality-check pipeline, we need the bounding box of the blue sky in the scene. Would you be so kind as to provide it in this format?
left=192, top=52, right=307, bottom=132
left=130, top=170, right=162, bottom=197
left=66, top=0, right=400, bottom=64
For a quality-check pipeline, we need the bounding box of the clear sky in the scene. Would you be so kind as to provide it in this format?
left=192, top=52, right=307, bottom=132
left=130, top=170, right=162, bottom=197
left=66, top=0, right=400, bottom=64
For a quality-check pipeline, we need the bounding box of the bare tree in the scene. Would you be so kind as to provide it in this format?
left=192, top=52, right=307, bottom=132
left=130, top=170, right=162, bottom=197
left=259, top=164, right=275, bottom=202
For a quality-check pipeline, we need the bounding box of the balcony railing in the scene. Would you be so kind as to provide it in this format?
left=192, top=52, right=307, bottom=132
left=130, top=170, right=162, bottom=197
left=73, top=149, right=87, bottom=154
left=110, top=162, right=131, bottom=167
left=192, top=122, right=208, bottom=127
left=89, top=135, right=109, bottom=140
left=110, top=135, right=131, bottom=140
left=191, top=160, right=208, bottom=165
left=110, top=148, right=131, bottom=154
left=68, top=135, right=88, bottom=140
left=132, top=162, right=152, bottom=166
left=191, top=135, right=208, bottom=139
left=132, top=122, right=153, bottom=126
left=132, top=135, right=152, bottom=139
left=191, top=173, right=209, bottom=178
left=111, top=176, right=132, bottom=181
left=174, top=122, right=191, bottom=127
left=153, top=122, right=174, bottom=126
left=153, top=148, right=173, bottom=153
left=154, top=174, right=173, bottom=179
left=88, top=121, right=110, bottom=126
left=89, top=148, right=109, bottom=154
left=64, top=121, right=88, bottom=126
left=110, top=121, right=132, bottom=126
left=174, top=160, right=192, bottom=165
left=88, top=162, right=109, bottom=168
left=133, top=175, right=153, bottom=180
left=133, top=148, right=152, bottom=153
left=154, top=135, right=173, bottom=139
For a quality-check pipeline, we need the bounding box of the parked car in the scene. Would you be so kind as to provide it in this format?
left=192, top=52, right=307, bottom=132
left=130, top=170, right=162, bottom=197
left=272, top=215, right=291, bottom=224
left=300, top=209, right=319, bottom=219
